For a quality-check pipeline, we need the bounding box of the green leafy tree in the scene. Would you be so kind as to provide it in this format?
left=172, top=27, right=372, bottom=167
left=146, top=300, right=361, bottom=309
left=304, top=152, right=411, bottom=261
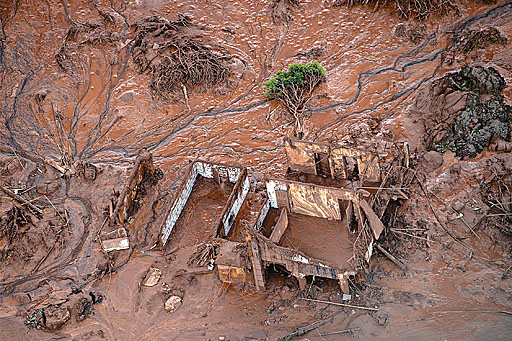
left=264, top=61, right=326, bottom=135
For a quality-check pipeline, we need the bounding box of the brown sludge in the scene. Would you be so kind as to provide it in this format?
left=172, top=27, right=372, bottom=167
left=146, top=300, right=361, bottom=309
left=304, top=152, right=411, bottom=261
left=1, top=0, right=511, bottom=339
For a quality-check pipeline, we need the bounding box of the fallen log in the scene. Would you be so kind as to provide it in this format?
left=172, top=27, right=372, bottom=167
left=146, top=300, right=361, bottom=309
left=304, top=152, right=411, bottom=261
left=277, top=314, right=336, bottom=341
left=376, top=244, right=408, bottom=271
left=0, top=185, right=43, bottom=215
left=300, top=298, right=378, bottom=311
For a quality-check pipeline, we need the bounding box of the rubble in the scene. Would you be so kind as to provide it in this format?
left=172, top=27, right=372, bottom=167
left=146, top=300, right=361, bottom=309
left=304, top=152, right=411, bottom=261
left=244, top=139, right=408, bottom=294
left=164, top=295, right=182, bottom=312
left=143, top=267, right=162, bottom=287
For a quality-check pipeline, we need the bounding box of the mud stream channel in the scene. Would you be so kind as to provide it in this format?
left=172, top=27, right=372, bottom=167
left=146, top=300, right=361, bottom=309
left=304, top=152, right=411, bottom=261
left=0, top=0, right=511, bottom=339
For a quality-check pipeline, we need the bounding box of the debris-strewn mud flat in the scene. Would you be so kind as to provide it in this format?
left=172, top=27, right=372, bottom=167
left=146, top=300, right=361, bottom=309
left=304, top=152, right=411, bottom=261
left=1, top=0, right=511, bottom=339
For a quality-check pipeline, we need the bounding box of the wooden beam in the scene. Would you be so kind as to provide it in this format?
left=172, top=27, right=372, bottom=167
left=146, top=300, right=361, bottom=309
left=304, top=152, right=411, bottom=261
left=269, top=208, right=289, bottom=244
left=359, top=198, right=385, bottom=240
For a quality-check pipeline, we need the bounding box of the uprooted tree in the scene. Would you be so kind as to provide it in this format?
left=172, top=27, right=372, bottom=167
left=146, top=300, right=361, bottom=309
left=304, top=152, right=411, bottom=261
left=263, top=61, right=326, bottom=136
left=133, top=15, right=237, bottom=102
left=334, top=0, right=459, bottom=20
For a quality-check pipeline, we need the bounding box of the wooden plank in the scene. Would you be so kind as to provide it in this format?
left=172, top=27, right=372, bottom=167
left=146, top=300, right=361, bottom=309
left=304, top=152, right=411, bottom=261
left=101, top=237, right=129, bottom=252
left=270, top=208, right=289, bottom=244
left=359, top=198, right=385, bottom=240
left=275, top=189, right=290, bottom=210
left=249, top=239, right=266, bottom=290
left=357, top=153, right=380, bottom=183
left=345, top=201, right=354, bottom=227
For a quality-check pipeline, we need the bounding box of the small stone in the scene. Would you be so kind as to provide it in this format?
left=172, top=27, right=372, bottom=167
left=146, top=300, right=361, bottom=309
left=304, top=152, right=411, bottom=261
left=83, top=163, right=97, bottom=181
left=164, top=295, right=182, bottom=312
left=143, top=267, right=162, bottom=287
left=452, top=200, right=465, bottom=212
left=375, top=312, right=389, bottom=326
left=418, top=151, right=443, bottom=174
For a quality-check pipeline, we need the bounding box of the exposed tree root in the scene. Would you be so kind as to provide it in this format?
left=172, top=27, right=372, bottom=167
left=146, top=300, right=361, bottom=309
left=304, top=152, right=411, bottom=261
left=133, top=15, right=238, bottom=102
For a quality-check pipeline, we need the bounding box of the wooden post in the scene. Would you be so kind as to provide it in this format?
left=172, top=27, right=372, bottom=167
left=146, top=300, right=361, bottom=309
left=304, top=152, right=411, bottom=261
left=338, top=274, right=349, bottom=295
left=298, top=277, right=307, bottom=291
left=270, top=208, right=289, bottom=244
left=248, top=236, right=266, bottom=291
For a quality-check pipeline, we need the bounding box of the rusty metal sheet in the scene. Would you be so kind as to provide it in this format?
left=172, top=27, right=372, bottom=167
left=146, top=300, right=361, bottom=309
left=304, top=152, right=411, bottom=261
left=217, top=265, right=247, bottom=284
left=269, top=208, right=289, bottom=244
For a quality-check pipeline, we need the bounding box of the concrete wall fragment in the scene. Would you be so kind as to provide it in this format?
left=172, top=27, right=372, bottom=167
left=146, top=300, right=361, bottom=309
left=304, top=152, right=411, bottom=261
left=160, top=161, right=249, bottom=246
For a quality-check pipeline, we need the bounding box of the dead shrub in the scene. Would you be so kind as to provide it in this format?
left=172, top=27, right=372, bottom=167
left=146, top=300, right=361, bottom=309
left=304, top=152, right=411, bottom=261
left=334, top=0, right=459, bottom=20
left=133, top=15, right=236, bottom=101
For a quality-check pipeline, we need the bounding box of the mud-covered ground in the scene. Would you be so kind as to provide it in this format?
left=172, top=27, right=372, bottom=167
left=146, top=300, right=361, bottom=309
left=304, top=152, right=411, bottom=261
left=1, top=0, right=511, bottom=339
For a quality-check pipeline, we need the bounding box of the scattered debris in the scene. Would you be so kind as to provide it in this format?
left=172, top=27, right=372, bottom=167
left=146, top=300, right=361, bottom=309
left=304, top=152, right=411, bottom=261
left=111, top=150, right=162, bottom=226
left=189, top=242, right=216, bottom=267
left=216, top=240, right=252, bottom=286
left=0, top=185, right=43, bottom=215
left=394, top=22, right=428, bottom=44
left=164, top=295, right=182, bottom=312
left=333, top=0, right=459, bottom=20
left=100, top=228, right=130, bottom=252
left=143, top=267, right=162, bottom=287
left=300, top=298, right=378, bottom=311
left=453, top=26, right=507, bottom=56
left=25, top=306, right=70, bottom=330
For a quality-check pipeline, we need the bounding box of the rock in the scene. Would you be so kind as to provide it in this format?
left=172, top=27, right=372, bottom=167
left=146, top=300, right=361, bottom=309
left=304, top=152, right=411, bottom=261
left=83, top=163, right=97, bottom=181
left=12, top=292, right=31, bottom=306
left=375, top=312, right=389, bottom=326
left=143, top=267, right=162, bottom=287
left=44, top=305, right=71, bottom=330
left=36, top=182, right=60, bottom=195
left=164, top=295, right=182, bottom=312
left=418, top=151, right=443, bottom=174
left=452, top=200, right=465, bottom=212
left=119, top=91, right=135, bottom=104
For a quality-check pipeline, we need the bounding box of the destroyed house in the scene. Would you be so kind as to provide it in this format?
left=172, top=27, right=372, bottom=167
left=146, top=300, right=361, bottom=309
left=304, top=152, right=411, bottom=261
left=247, top=140, right=386, bottom=294
left=285, top=138, right=381, bottom=183
left=160, top=161, right=250, bottom=247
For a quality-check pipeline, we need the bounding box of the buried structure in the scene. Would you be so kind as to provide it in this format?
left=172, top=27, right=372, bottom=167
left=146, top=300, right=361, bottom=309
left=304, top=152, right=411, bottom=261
left=160, top=160, right=250, bottom=247
left=158, top=141, right=409, bottom=296
left=246, top=139, right=393, bottom=294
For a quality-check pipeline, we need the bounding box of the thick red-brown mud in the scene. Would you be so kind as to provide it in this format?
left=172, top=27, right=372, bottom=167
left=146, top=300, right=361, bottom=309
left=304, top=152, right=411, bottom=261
left=0, top=0, right=511, bottom=339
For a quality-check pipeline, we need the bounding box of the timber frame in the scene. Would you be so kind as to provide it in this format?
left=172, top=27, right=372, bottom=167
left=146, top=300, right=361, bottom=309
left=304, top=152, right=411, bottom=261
left=249, top=178, right=384, bottom=293
left=248, top=139, right=389, bottom=294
